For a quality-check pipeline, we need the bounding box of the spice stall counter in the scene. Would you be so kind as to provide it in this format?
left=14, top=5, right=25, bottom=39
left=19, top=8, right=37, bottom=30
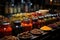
left=0, top=27, right=60, bottom=40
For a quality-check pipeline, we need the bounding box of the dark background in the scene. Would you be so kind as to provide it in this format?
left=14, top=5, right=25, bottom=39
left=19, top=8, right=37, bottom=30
left=0, top=0, right=60, bottom=15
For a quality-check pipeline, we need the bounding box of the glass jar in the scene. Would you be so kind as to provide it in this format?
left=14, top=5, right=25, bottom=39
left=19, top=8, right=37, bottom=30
left=9, top=2, right=14, bottom=14
left=38, top=16, right=45, bottom=27
left=13, top=5, right=17, bottom=13
left=51, top=14, right=57, bottom=23
left=12, top=20, right=23, bottom=36
left=32, top=17, right=38, bottom=29
left=1, top=21, right=12, bottom=36
left=9, top=6, right=14, bottom=14
left=17, top=3, right=21, bottom=13
left=21, top=19, right=32, bottom=31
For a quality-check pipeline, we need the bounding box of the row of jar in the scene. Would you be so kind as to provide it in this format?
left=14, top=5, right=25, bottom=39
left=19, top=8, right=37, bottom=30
left=0, top=14, right=59, bottom=28
left=10, top=12, right=58, bottom=21
left=0, top=15, right=59, bottom=38
left=1, top=20, right=60, bottom=40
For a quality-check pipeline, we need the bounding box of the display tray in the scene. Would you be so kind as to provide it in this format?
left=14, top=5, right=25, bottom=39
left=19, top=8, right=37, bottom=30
left=31, top=27, right=60, bottom=40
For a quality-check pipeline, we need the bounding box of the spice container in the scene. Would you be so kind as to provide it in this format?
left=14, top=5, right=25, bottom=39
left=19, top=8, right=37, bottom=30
left=31, top=12, right=38, bottom=17
left=32, top=17, right=38, bottom=29
left=1, top=21, right=12, bottom=36
left=17, top=31, right=32, bottom=40
left=36, top=11, right=42, bottom=16
left=12, top=20, right=23, bottom=36
left=51, top=14, right=57, bottom=23
left=48, top=23, right=58, bottom=29
left=13, top=5, right=17, bottom=13
left=21, top=18, right=32, bottom=31
left=38, top=16, right=45, bottom=27
left=44, top=15, right=51, bottom=25
left=2, top=35, right=19, bottom=40
left=17, top=3, right=21, bottom=13
left=40, top=26, right=53, bottom=32
left=9, top=2, right=14, bottom=14
left=30, top=29, right=43, bottom=36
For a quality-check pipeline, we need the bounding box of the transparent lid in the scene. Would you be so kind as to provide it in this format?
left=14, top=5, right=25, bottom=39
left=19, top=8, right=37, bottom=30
left=32, top=17, right=38, bottom=20
left=24, top=18, right=30, bottom=21
left=2, top=22, right=10, bottom=25
left=14, top=20, right=21, bottom=23
left=38, top=16, right=44, bottom=18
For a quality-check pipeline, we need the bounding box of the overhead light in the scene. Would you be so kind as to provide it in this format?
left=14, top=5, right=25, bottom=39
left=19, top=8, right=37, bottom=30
left=50, top=0, right=53, bottom=2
